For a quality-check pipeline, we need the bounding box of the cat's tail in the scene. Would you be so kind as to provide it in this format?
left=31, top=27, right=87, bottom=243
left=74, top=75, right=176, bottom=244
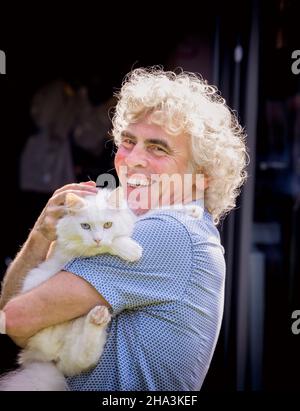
left=0, top=361, right=68, bottom=391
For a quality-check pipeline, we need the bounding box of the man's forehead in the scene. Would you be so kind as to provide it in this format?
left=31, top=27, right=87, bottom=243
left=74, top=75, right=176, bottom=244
left=121, top=124, right=189, bottom=151
left=121, top=131, right=173, bottom=152
left=123, top=120, right=170, bottom=139
left=122, top=119, right=185, bottom=141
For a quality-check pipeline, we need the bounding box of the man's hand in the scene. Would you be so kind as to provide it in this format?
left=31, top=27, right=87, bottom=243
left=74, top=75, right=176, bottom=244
left=3, top=270, right=111, bottom=341
left=0, top=309, right=28, bottom=347
left=0, top=181, right=99, bottom=308
left=33, top=181, right=98, bottom=241
left=10, top=335, right=28, bottom=349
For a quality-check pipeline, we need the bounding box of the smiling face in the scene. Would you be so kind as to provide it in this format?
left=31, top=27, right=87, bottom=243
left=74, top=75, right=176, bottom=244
left=114, top=116, right=204, bottom=214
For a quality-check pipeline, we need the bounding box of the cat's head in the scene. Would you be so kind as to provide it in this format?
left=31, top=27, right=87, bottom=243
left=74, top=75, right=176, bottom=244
left=56, top=187, right=136, bottom=254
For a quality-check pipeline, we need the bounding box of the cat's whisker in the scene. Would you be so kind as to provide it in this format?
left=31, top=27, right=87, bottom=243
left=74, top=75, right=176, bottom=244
left=105, top=167, right=116, bottom=173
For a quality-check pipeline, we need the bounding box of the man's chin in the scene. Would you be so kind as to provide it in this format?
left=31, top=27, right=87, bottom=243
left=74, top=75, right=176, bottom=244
left=123, top=182, right=178, bottom=210
left=125, top=184, right=157, bottom=209
left=130, top=207, right=151, bottom=216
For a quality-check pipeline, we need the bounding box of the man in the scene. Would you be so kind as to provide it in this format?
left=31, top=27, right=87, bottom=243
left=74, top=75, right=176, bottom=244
left=0, top=67, right=248, bottom=390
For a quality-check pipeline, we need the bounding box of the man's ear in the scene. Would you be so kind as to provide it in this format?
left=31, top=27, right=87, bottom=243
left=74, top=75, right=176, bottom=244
left=107, top=186, right=124, bottom=208
left=65, top=193, right=86, bottom=214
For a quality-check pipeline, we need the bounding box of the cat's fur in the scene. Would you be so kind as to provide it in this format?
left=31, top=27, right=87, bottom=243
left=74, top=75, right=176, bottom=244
left=0, top=188, right=142, bottom=391
left=0, top=188, right=203, bottom=391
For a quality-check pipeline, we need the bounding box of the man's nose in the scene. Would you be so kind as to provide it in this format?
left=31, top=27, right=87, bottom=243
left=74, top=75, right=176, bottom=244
left=125, top=144, right=148, bottom=168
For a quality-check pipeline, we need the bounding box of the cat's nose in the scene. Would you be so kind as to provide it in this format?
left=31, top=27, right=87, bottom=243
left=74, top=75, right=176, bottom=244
left=94, top=239, right=101, bottom=245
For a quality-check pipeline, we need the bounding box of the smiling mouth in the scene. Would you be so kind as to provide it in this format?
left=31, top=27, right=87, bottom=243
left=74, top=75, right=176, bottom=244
left=127, top=177, right=154, bottom=188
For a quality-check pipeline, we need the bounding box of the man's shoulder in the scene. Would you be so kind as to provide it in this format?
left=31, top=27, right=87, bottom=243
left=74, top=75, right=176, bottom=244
left=134, top=209, right=191, bottom=242
left=136, top=206, right=216, bottom=236
left=135, top=207, right=223, bottom=254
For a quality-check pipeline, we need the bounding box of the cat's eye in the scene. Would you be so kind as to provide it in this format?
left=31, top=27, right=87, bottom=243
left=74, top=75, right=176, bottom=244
left=81, top=223, right=91, bottom=230
left=103, top=221, right=113, bottom=229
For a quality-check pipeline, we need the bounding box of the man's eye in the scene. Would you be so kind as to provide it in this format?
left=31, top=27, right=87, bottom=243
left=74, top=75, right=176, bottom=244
left=150, top=145, right=167, bottom=154
left=122, top=139, right=134, bottom=148
left=81, top=223, right=91, bottom=230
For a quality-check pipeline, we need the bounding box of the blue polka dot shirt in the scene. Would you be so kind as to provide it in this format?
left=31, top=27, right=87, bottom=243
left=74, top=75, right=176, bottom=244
left=64, top=203, right=226, bottom=391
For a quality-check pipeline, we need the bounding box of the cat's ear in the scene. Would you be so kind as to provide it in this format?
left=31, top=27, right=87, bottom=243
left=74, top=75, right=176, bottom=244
left=107, top=186, right=124, bottom=209
left=65, top=193, right=86, bottom=214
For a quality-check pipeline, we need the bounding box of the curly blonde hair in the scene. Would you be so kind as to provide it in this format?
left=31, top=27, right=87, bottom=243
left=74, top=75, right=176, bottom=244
left=112, top=67, right=248, bottom=224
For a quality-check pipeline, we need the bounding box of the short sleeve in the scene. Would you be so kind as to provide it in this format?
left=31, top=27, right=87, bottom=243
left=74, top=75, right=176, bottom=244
left=64, top=214, right=193, bottom=315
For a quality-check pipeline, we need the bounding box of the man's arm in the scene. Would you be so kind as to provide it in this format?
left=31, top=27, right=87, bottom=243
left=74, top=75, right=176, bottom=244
left=0, top=181, right=98, bottom=308
left=0, top=230, right=52, bottom=308
left=3, top=270, right=111, bottom=340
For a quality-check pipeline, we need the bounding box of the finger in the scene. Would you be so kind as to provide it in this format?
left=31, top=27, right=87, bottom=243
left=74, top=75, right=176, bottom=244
left=80, top=181, right=96, bottom=186
left=54, top=184, right=98, bottom=196
left=54, top=183, right=96, bottom=194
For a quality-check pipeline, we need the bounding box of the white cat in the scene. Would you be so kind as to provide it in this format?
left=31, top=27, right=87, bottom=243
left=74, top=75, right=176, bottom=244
left=0, top=188, right=143, bottom=391
left=0, top=187, right=203, bottom=391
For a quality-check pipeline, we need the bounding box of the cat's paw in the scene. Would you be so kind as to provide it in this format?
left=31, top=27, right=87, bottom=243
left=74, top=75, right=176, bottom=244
left=112, top=237, right=143, bottom=262
left=185, top=205, right=203, bottom=219
left=87, top=306, right=111, bottom=326
left=124, top=243, right=143, bottom=262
